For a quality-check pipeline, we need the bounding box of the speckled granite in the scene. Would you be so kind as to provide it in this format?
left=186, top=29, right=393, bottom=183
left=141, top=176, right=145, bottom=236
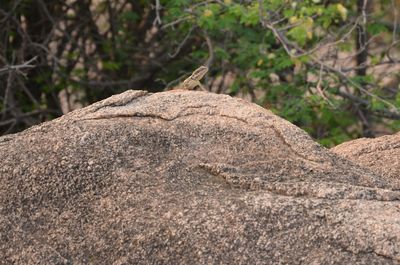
left=1, top=90, right=400, bottom=264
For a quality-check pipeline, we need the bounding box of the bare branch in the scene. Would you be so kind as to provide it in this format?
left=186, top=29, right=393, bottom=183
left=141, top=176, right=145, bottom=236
left=153, top=0, right=162, bottom=26
left=0, top=56, right=38, bottom=77
left=161, top=16, right=192, bottom=30
left=336, top=90, right=400, bottom=119
left=391, top=0, right=398, bottom=42
left=168, top=26, right=195, bottom=58
left=204, top=30, right=214, bottom=67
left=315, top=65, right=334, bottom=107
left=258, top=0, right=399, bottom=113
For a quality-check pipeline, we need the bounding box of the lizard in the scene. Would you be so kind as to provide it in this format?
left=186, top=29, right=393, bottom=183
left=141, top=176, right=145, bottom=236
left=179, top=65, right=209, bottom=91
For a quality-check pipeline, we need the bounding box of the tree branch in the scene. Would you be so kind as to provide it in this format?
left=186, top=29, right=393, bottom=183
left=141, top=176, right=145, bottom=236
left=0, top=56, right=38, bottom=76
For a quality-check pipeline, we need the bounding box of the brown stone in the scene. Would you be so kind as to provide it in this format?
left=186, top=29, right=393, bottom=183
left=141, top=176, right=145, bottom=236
left=332, top=132, right=400, bottom=187
left=1, top=90, right=400, bottom=264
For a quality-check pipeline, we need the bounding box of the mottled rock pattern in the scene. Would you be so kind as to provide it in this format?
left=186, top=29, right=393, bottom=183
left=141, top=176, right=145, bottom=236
left=332, top=132, right=400, bottom=187
left=1, top=90, right=400, bottom=264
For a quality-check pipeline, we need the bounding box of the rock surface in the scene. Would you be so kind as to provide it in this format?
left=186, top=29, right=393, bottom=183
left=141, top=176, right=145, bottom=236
left=1, top=90, right=400, bottom=264
left=332, top=132, right=400, bottom=187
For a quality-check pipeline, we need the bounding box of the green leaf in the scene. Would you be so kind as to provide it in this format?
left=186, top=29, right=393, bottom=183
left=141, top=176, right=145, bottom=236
left=288, top=26, right=308, bottom=46
left=215, top=47, right=230, bottom=60
left=367, top=23, right=388, bottom=35
left=249, top=70, right=268, bottom=79
left=120, top=11, right=139, bottom=22
left=338, top=42, right=352, bottom=52
left=228, top=4, right=245, bottom=17
left=371, top=97, right=386, bottom=111
left=275, top=56, right=294, bottom=70
left=239, top=4, right=260, bottom=26
left=283, top=9, right=295, bottom=18
left=103, top=61, right=120, bottom=71
left=230, top=81, right=241, bottom=93
left=320, top=16, right=332, bottom=28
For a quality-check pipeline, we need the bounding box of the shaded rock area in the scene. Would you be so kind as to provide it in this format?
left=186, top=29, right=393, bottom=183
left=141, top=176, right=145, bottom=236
left=1, top=90, right=400, bottom=264
left=332, top=132, right=400, bottom=187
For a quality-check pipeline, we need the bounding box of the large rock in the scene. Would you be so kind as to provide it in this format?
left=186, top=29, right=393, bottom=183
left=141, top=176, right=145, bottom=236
left=1, top=90, right=400, bottom=264
left=332, top=132, right=400, bottom=186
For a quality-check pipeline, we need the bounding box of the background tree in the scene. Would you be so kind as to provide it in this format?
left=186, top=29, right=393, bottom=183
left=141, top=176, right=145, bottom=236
left=1, top=0, right=399, bottom=146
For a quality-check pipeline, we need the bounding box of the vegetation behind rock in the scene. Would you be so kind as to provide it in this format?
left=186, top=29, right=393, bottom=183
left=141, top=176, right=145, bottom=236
left=1, top=0, right=400, bottom=146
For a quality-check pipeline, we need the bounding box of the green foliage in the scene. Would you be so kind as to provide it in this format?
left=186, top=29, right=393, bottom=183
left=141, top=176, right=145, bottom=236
left=158, top=0, right=399, bottom=146
left=367, top=22, right=389, bottom=35
left=162, top=0, right=400, bottom=146
left=120, top=11, right=139, bottom=23
left=2, top=0, right=399, bottom=145
left=102, top=61, right=121, bottom=71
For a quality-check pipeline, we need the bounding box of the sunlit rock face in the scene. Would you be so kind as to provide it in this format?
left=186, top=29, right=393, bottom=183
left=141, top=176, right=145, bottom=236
left=1, top=90, right=400, bottom=264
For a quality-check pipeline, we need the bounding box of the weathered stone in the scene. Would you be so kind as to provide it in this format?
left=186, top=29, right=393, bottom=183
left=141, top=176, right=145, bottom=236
left=332, top=132, right=400, bottom=187
left=1, top=90, right=400, bottom=264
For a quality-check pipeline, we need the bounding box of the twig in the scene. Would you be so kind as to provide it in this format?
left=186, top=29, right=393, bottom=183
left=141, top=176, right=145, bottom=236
left=314, top=55, right=398, bottom=112
left=315, top=65, right=334, bottom=107
left=163, top=76, right=184, bottom=91
left=387, top=40, right=400, bottom=64
left=0, top=56, right=38, bottom=76
left=258, top=0, right=399, bottom=113
left=153, top=0, right=162, bottom=26
left=2, top=70, right=14, bottom=119
left=0, top=0, right=22, bottom=24
left=161, top=16, right=192, bottom=30
left=168, top=26, right=194, bottom=58
left=336, top=89, right=400, bottom=119
left=204, top=30, right=214, bottom=67
left=392, top=0, right=398, bottom=42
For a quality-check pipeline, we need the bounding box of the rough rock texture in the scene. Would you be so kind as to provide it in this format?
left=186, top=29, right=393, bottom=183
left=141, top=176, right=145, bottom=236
left=332, top=132, right=400, bottom=186
left=1, top=90, right=400, bottom=264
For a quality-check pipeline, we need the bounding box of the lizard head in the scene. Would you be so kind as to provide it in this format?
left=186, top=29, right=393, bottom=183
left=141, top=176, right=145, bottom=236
left=191, top=65, right=209, bottom=80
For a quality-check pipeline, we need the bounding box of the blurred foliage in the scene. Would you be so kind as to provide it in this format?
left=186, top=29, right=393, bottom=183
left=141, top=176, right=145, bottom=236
left=1, top=0, right=400, bottom=146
